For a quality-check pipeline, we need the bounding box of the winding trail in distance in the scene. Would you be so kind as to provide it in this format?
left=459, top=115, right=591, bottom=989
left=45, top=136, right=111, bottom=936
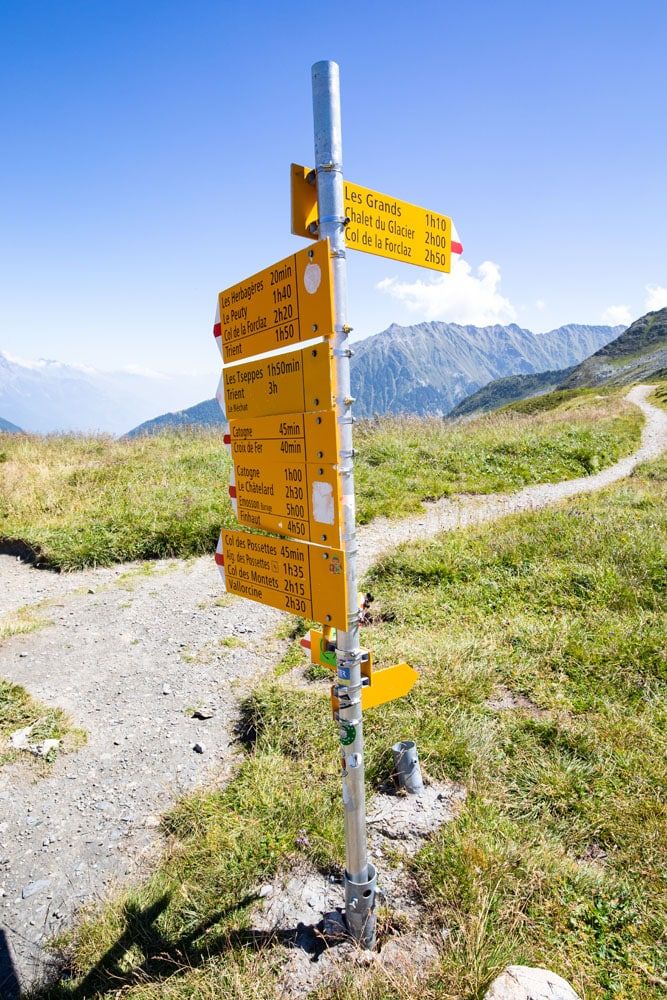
left=0, top=384, right=665, bottom=996
left=357, top=384, right=667, bottom=574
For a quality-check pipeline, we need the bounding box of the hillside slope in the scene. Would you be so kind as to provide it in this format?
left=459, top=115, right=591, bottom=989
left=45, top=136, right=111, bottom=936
left=1, top=394, right=642, bottom=569
left=126, top=398, right=226, bottom=437
left=452, top=308, right=667, bottom=417
left=0, top=415, right=22, bottom=433
left=449, top=367, right=576, bottom=418
left=560, top=307, right=667, bottom=388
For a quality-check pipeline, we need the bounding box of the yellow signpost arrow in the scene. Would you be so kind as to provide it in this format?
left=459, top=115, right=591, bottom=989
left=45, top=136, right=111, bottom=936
left=215, top=239, right=335, bottom=363
left=218, top=527, right=348, bottom=628
left=221, top=342, right=335, bottom=420
left=225, top=409, right=339, bottom=466
left=330, top=662, right=419, bottom=713
left=291, top=163, right=456, bottom=273
left=229, top=457, right=343, bottom=546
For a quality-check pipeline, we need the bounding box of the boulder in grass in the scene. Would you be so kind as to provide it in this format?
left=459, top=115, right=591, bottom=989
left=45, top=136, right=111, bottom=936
left=484, top=965, right=581, bottom=1000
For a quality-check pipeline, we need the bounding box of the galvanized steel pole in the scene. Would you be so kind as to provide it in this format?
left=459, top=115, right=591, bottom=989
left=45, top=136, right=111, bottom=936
left=311, top=60, right=377, bottom=948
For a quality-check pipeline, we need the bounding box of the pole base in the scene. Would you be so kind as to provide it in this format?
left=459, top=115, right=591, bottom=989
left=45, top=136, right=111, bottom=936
left=344, top=863, right=378, bottom=949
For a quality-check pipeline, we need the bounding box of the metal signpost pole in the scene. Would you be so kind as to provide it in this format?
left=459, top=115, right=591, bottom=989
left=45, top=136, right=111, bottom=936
left=311, top=60, right=377, bottom=948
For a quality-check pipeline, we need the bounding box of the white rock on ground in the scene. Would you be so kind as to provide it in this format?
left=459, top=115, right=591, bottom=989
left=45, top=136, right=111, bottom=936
left=484, top=965, right=582, bottom=1000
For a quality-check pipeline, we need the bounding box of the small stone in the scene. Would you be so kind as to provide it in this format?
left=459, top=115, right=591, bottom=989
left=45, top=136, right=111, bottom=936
left=483, top=965, right=582, bottom=1000
left=87, top=588, right=96, bottom=594
left=192, top=709, right=214, bottom=720
left=259, top=884, right=273, bottom=898
left=192, top=742, right=205, bottom=754
left=22, top=879, right=50, bottom=899
left=37, top=739, right=60, bottom=757
left=162, top=683, right=172, bottom=695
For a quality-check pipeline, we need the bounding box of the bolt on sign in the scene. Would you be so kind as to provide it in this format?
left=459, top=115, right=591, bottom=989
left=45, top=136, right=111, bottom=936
left=216, top=529, right=348, bottom=628
left=221, top=343, right=335, bottom=420
left=214, top=240, right=335, bottom=363
left=291, top=164, right=462, bottom=273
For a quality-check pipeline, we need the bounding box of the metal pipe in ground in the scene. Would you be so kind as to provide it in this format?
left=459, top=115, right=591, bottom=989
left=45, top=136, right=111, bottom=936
left=392, top=740, right=424, bottom=794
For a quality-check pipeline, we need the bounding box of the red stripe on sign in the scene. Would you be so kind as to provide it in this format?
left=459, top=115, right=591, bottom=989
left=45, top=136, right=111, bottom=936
left=229, top=485, right=237, bottom=498
left=215, top=552, right=224, bottom=566
left=213, top=322, right=221, bottom=338
left=223, top=434, right=231, bottom=445
left=452, top=241, right=463, bottom=255
left=300, top=637, right=312, bottom=649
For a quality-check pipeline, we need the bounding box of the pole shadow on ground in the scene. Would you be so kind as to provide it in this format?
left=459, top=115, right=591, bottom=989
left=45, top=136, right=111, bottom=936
left=0, top=928, right=22, bottom=1000
left=31, top=892, right=331, bottom=999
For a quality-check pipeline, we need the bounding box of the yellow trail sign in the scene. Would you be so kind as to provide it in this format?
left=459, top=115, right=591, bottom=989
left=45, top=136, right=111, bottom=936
left=215, top=240, right=335, bottom=364
left=230, top=458, right=343, bottom=546
left=218, top=528, right=348, bottom=629
left=291, top=163, right=455, bottom=273
left=226, top=411, right=342, bottom=544
left=226, top=409, right=339, bottom=466
left=221, top=343, right=334, bottom=420
left=330, top=663, right=419, bottom=713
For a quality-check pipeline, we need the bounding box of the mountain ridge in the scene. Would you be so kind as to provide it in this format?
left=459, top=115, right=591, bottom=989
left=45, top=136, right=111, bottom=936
left=349, top=320, right=622, bottom=416
left=449, top=308, right=667, bottom=416
left=125, top=320, right=622, bottom=435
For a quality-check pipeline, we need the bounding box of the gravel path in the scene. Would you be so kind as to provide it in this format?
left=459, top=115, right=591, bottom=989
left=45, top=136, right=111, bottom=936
left=0, top=384, right=665, bottom=996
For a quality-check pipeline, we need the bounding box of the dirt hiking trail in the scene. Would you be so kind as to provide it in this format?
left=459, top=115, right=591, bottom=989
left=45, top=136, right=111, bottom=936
left=0, top=384, right=665, bottom=995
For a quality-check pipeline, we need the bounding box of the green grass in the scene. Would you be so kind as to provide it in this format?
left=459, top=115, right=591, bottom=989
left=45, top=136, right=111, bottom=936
left=650, top=380, right=667, bottom=412
left=0, top=392, right=642, bottom=569
left=353, top=392, right=640, bottom=522
left=0, top=602, right=50, bottom=643
left=33, top=455, right=667, bottom=1000
left=0, top=678, right=86, bottom=770
left=0, top=430, right=234, bottom=570
left=499, top=385, right=611, bottom=415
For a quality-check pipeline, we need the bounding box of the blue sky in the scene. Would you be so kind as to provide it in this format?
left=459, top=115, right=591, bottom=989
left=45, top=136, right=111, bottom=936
left=1, top=0, right=665, bottom=381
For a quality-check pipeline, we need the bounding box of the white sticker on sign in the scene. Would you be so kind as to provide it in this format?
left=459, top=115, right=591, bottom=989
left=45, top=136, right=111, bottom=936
left=303, top=262, right=322, bottom=294
left=312, top=480, right=334, bottom=524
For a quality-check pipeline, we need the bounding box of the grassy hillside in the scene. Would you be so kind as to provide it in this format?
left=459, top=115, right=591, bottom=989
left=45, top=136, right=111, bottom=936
left=354, top=393, right=640, bottom=522
left=0, top=394, right=642, bottom=569
left=651, top=381, right=667, bottom=411
left=451, top=309, right=667, bottom=418
left=561, top=308, right=667, bottom=391
left=448, top=367, right=575, bottom=418
left=35, top=453, right=667, bottom=999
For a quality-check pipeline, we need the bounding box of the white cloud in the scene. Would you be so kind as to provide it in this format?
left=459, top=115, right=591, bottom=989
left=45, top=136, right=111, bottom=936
left=535, top=299, right=546, bottom=311
left=376, top=258, right=517, bottom=326
left=645, top=284, right=667, bottom=311
left=602, top=304, right=632, bottom=326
